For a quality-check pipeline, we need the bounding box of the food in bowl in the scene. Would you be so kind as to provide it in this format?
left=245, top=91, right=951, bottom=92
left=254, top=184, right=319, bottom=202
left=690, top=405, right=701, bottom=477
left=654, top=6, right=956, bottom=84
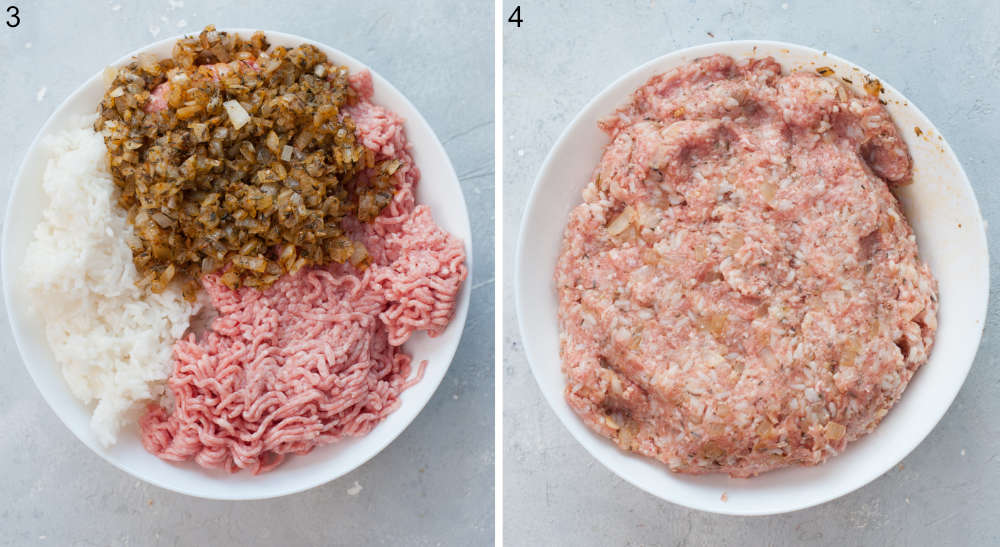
left=21, top=124, right=197, bottom=446
left=22, top=26, right=467, bottom=474
left=555, top=54, right=937, bottom=477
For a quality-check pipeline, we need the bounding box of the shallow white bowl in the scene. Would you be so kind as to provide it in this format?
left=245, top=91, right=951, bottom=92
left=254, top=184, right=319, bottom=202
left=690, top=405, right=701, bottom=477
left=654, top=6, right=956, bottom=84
left=2, top=29, right=472, bottom=500
left=515, top=40, right=988, bottom=516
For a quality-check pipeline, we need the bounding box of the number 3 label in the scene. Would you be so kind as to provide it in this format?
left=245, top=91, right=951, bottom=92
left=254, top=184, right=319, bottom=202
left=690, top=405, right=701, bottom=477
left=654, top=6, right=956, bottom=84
left=6, top=5, right=19, bottom=28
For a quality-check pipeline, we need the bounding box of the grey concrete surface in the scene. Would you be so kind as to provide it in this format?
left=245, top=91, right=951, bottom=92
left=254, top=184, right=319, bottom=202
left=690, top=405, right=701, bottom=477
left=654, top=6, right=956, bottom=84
left=503, top=1, right=998, bottom=545
left=0, top=1, right=493, bottom=546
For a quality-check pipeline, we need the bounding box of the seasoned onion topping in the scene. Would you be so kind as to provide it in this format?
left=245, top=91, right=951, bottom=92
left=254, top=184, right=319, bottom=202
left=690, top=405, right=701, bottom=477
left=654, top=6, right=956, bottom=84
left=96, top=25, right=399, bottom=298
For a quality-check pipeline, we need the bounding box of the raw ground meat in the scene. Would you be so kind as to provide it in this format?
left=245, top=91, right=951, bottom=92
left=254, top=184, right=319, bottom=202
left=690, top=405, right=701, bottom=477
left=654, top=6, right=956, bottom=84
left=556, top=55, right=937, bottom=477
left=141, top=70, right=467, bottom=474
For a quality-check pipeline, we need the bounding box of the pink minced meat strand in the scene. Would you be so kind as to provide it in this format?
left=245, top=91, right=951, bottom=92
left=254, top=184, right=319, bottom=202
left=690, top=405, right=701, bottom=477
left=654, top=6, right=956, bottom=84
left=140, top=71, right=467, bottom=474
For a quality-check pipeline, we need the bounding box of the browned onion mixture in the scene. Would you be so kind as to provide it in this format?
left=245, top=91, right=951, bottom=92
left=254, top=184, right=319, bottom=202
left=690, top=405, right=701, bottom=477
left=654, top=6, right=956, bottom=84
left=96, top=25, right=400, bottom=299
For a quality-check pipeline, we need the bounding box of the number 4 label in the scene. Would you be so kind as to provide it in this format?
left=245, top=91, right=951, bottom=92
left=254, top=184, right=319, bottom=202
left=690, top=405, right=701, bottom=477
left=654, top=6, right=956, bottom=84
left=508, top=5, right=522, bottom=27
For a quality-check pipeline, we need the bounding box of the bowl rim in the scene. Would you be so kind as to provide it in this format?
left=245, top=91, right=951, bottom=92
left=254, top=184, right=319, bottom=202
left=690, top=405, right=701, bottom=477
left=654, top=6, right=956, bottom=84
left=2, top=27, right=473, bottom=500
left=515, top=39, right=989, bottom=515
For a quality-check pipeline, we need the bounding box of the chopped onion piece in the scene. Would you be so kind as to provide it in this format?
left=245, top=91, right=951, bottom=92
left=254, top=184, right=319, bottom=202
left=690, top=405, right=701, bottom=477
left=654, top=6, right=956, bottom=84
left=102, top=66, right=119, bottom=87
left=636, top=203, right=659, bottom=227
left=223, top=100, right=251, bottom=129
left=151, top=211, right=174, bottom=228
left=825, top=421, right=846, bottom=441
left=607, top=206, right=635, bottom=235
left=137, top=52, right=159, bottom=74
left=759, top=180, right=777, bottom=202
left=281, top=145, right=293, bottom=161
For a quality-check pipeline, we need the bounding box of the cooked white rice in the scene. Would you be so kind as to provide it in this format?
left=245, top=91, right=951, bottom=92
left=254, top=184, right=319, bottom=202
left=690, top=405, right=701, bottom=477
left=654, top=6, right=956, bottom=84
left=21, top=115, right=197, bottom=446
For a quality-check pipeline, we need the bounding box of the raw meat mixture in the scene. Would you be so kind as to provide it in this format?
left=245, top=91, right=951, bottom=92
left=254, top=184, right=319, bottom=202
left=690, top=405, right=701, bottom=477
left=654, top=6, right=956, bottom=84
left=141, top=71, right=467, bottom=473
left=555, top=55, right=937, bottom=477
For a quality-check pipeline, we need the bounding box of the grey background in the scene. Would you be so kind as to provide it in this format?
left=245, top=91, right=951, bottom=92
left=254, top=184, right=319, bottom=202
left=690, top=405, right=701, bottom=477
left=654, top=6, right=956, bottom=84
left=504, top=1, right=998, bottom=545
left=0, top=1, right=493, bottom=546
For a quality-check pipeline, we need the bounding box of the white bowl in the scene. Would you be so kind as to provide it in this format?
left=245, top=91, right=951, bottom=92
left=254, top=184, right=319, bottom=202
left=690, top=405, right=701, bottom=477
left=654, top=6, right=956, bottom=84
left=515, top=40, right=988, bottom=516
left=2, top=29, right=472, bottom=500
